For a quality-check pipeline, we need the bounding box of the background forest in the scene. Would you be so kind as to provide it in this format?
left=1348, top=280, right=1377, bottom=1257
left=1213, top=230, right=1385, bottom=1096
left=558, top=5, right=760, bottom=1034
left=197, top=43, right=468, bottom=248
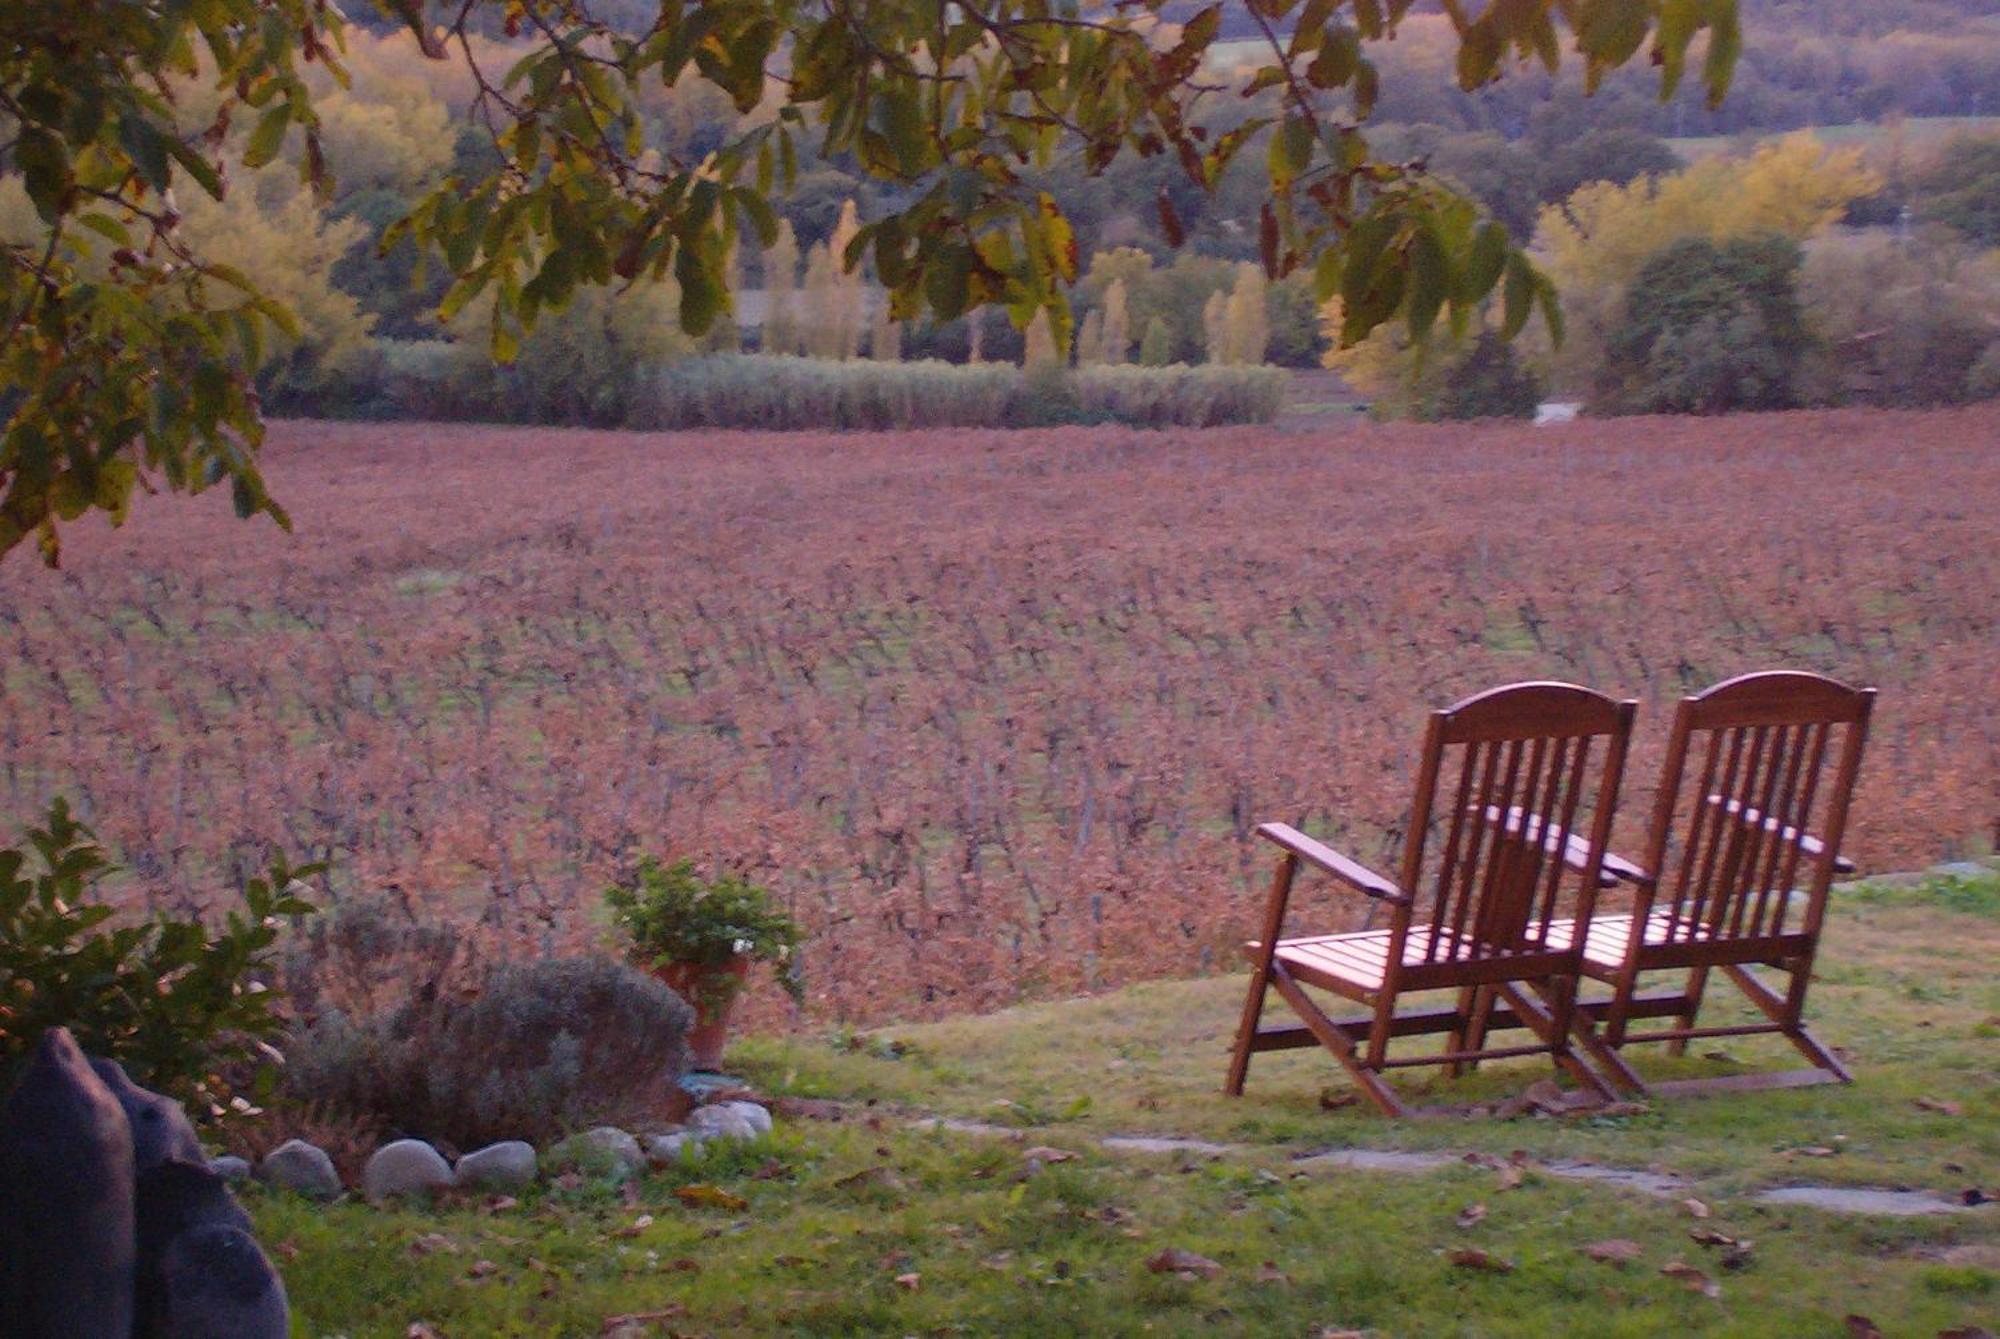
left=8, top=1, right=2000, bottom=429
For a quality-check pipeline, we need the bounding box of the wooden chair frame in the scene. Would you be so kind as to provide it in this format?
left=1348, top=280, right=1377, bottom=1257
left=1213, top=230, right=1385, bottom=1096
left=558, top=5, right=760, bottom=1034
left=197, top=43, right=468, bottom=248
left=1540, top=671, right=1875, bottom=1097
left=1224, top=682, right=1637, bottom=1116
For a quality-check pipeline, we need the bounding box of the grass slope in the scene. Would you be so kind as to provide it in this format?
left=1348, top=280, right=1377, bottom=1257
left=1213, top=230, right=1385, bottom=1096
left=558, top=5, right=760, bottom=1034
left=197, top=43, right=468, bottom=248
left=260, top=876, right=1999, bottom=1336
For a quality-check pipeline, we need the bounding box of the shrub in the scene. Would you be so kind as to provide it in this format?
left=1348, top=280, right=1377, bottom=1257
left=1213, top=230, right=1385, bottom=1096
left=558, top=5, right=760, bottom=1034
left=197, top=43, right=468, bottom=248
left=606, top=859, right=803, bottom=1006
left=0, top=799, right=316, bottom=1115
left=282, top=953, right=693, bottom=1150
left=1595, top=233, right=1810, bottom=415
left=625, top=356, right=1284, bottom=431
left=1436, top=333, right=1542, bottom=421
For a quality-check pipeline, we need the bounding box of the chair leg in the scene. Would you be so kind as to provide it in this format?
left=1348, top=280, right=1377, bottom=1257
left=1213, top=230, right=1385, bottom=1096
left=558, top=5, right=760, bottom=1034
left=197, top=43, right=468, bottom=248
left=1268, top=967, right=1409, bottom=1117
left=1567, top=1010, right=1648, bottom=1095
left=1453, top=986, right=1499, bottom=1076
left=1665, top=967, right=1710, bottom=1057
left=1224, top=956, right=1272, bottom=1097
left=1500, top=983, right=1615, bottom=1102
left=1721, top=963, right=1853, bottom=1083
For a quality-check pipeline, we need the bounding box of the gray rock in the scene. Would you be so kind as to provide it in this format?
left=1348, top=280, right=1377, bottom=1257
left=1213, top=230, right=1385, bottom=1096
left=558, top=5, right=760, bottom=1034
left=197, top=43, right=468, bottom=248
left=255, top=1139, right=341, bottom=1200
left=0, top=1027, right=136, bottom=1338
left=1931, top=860, right=1992, bottom=881
left=135, top=1159, right=254, bottom=1335
left=688, top=1103, right=758, bottom=1142
left=645, top=1131, right=705, bottom=1167
left=721, top=1100, right=773, bottom=1137
left=362, top=1140, right=454, bottom=1205
left=88, top=1057, right=204, bottom=1175
left=551, top=1126, right=645, bottom=1177
left=208, top=1156, right=252, bottom=1185
left=156, top=1224, right=288, bottom=1338
left=453, top=1140, right=539, bottom=1191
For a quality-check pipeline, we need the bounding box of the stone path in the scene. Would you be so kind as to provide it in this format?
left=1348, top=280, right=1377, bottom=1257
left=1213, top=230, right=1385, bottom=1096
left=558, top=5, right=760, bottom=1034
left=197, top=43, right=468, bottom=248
left=903, top=1117, right=1985, bottom=1218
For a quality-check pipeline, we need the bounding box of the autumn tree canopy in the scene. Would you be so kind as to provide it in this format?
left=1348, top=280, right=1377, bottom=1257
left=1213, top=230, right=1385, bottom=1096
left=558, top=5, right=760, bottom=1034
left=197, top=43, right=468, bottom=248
left=0, top=0, right=1742, bottom=562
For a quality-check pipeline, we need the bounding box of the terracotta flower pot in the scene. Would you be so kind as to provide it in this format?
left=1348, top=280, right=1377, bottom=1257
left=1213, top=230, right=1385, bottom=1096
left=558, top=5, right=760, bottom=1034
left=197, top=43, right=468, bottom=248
left=654, top=956, right=752, bottom=1071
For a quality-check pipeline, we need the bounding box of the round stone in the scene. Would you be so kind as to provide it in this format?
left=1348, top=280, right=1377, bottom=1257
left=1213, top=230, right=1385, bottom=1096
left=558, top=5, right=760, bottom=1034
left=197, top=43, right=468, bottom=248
left=687, top=1104, right=757, bottom=1142
left=453, top=1141, right=539, bottom=1192
left=255, top=1140, right=341, bottom=1200
left=362, top=1140, right=454, bottom=1205
left=645, top=1131, right=705, bottom=1167
left=208, top=1155, right=252, bottom=1185
left=721, top=1101, right=773, bottom=1137
left=550, top=1126, right=645, bottom=1177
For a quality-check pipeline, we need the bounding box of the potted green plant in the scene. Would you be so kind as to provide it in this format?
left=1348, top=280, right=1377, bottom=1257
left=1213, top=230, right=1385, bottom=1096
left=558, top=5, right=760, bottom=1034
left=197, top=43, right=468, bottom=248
left=604, top=858, right=803, bottom=1071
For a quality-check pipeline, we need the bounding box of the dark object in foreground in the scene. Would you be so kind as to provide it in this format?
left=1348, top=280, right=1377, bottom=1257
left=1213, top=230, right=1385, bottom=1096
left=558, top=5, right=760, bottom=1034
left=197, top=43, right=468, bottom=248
left=0, top=1027, right=137, bottom=1337
left=1226, top=681, right=1637, bottom=1116
left=0, top=1027, right=288, bottom=1338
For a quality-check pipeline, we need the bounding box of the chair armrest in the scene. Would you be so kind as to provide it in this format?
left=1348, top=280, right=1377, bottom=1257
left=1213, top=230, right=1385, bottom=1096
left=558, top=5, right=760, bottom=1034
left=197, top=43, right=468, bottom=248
left=1256, top=823, right=1412, bottom=906
left=1705, top=795, right=1858, bottom=874
left=1475, top=805, right=1653, bottom=887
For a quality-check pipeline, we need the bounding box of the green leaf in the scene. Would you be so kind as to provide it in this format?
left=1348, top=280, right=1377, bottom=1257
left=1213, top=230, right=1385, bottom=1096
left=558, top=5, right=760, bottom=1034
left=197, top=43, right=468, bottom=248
left=1501, top=252, right=1535, bottom=340
left=243, top=103, right=292, bottom=169
left=1405, top=224, right=1448, bottom=342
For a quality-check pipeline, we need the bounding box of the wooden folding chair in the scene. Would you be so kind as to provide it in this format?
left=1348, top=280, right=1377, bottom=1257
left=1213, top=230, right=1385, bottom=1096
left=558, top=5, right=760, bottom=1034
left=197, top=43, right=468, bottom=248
left=1224, top=682, right=1638, bottom=1117
left=1544, top=671, right=1874, bottom=1096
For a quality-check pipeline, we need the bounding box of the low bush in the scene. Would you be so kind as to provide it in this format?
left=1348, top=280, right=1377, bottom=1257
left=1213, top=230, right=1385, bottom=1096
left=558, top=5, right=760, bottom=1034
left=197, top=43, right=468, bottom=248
left=625, top=356, right=1285, bottom=431
left=0, top=799, right=316, bottom=1115
left=281, top=935, right=694, bottom=1151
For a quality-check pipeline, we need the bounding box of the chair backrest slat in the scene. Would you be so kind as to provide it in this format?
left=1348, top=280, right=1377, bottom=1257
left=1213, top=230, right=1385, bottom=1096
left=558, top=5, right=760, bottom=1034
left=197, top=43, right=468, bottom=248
left=1636, top=672, right=1874, bottom=951
left=1386, top=682, right=1636, bottom=988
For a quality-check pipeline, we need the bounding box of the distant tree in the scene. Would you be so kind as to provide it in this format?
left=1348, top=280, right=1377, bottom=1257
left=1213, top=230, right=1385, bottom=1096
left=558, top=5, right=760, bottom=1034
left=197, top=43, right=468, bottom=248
left=1138, top=317, right=1174, bottom=367
left=1597, top=233, right=1809, bottom=415
left=1022, top=308, right=1061, bottom=369
left=868, top=302, right=902, bottom=362
left=1801, top=229, right=2000, bottom=406
left=1098, top=280, right=1131, bottom=366
left=1911, top=133, right=2000, bottom=245
left=1201, top=289, right=1230, bottom=365
left=1075, top=309, right=1105, bottom=367
left=1436, top=333, right=1542, bottom=420
left=1216, top=265, right=1270, bottom=366
left=1266, top=272, right=1327, bottom=369
left=761, top=221, right=802, bottom=357
left=1537, top=127, right=1682, bottom=203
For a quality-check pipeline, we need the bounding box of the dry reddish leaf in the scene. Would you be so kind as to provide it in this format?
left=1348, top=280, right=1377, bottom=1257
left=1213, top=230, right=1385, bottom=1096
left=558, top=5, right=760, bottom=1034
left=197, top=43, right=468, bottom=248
left=981, top=1252, right=1015, bottom=1271
left=483, top=1196, right=518, bottom=1214
left=409, top=1233, right=459, bottom=1257
left=1681, top=1197, right=1711, bottom=1219
left=750, top=1159, right=791, bottom=1180
left=893, top=1272, right=921, bottom=1291
left=1455, top=1204, right=1488, bottom=1229
left=611, top=1213, right=655, bottom=1239
left=1448, top=1248, right=1514, bottom=1274
left=1147, top=1247, right=1223, bottom=1280
left=1844, top=1317, right=1886, bottom=1339
left=1255, top=1261, right=1291, bottom=1285
left=1582, top=1239, right=1644, bottom=1264
left=466, top=1259, right=498, bottom=1281
left=1319, top=1088, right=1360, bottom=1112
left=674, top=1184, right=750, bottom=1211
left=1022, top=1146, right=1079, bottom=1164
left=1495, top=1165, right=1525, bottom=1191
left=1688, top=1229, right=1740, bottom=1248
left=1915, top=1096, right=1965, bottom=1116
left=1660, top=1261, right=1720, bottom=1298
left=1937, top=1327, right=1997, bottom=1338
left=271, top=1239, right=300, bottom=1261
left=406, top=1326, right=442, bottom=1339
left=1793, top=1145, right=1840, bottom=1158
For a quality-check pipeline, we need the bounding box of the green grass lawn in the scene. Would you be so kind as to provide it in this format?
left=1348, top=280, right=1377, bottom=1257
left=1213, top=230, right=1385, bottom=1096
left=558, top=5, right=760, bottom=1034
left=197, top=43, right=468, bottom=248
left=257, top=875, right=2000, bottom=1335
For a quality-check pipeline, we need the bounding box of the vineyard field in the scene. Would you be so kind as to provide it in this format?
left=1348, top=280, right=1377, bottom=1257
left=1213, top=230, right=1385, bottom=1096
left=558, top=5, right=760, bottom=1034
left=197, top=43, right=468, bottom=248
left=2, top=411, right=1994, bottom=1026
